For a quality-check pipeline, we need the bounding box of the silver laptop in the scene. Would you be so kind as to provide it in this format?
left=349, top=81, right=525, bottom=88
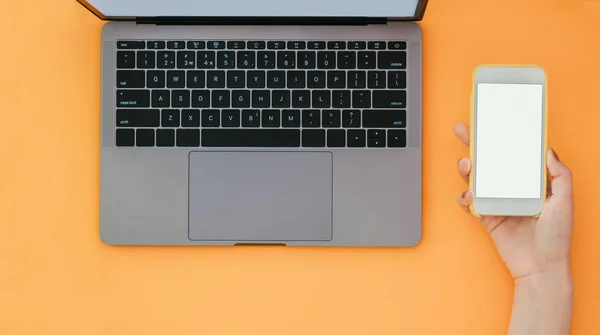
left=78, top=0, right=426, bottom=246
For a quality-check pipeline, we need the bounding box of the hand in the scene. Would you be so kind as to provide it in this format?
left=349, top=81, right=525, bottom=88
left=453, top=123, right=574, bottom=280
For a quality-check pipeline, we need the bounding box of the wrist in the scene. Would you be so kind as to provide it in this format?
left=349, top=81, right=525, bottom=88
left=515, top=260, right=573, bottom=297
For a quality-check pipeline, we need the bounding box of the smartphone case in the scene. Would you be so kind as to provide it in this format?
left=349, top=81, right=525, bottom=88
left=469, top=64, right=548, bottom=218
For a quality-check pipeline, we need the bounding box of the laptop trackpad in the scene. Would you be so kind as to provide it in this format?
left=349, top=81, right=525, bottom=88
left=188, top=151, right=333, bottom=242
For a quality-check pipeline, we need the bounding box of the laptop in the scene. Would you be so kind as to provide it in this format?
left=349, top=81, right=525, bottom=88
left=77, top=0, right=426, bottom=246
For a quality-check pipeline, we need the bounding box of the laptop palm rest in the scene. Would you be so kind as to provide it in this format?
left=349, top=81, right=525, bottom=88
left=188, top=151, right=333, bottom=242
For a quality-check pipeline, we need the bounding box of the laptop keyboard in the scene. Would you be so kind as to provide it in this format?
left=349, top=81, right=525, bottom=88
left=115, top=40, right=408, bottom=148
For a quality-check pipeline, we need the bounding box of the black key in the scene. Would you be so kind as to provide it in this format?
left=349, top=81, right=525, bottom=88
left=247, top=41, right=266, bottom=50
left=252, top=90, right=270, bottom=108
left=217, top=51, right=235, bottom=69
left=237, top=51, right=256, bottom=69
left=171, top=90, right=190, bottom=107
left=373, top=90, right=406, bottom=108
left=187, top=71, right=205, bottom=88
left=352, top=90, right=371, bottom=108
left=116, top=109, right=160, bottom=127
left=378, top=51, right=406, bottom=69
left=267, top=41, right=286, bottom=50
left=117, top=51, right=135, bottom=68
left=242, top=110, right=260, bottom=127
left=367, top=129, right=386, bottom=147
left=357, top=51, right=377, bottom=69
left=187, top=41, right=205, bottom=49
left=222, top=109, right=241, bottom=127
left=272, top=90, right=290, bottom=108
left=202, top=109, right=220, bottom=127
left=363, top=110, right=406, bottom=128
left=182, top=109, right=200, bottom=127
left=136, top=129, right=154, bottom=147
left=147, top=71, right=165, bottom=88
left=388, top=41, right=407, bottom=50
left=298, top=51, right=316, bottom=69
left=177, top=129, right=200, bottom=147
left=167, top=70, right=186, bottom=88
left=388, top=129, right=407, bottom=147
left=282, top=109, right=300, bottom=127
left=312, top=90, right=330, bottom=108
left=337, top=51, right=356, bottom=69
left=287, top=41, right=306, bottom=50
left=167, top=41, right=185, bottom=49
left=322, top=109, right=341, bottom=128
left=277, top=51, right=296, bottom=69
left=151, top=90, right=170, bottom=107
left=117, top=70, right=145, bottom=88
left=212, top=90, right=230, bottom=108
left=232, top=90, right=251, bottom=108
left=147, top=41, right=166, bottom=49
left=368, top=41, right=386, bottom=50
left=307, top=71, right=326, bottom=89
left=368, top=71, right=386, bottom=89
left=157, top=51, right=175, bottom=68
left=342, top=110, right=361, bottom=128
left=348, top=71, right=366, bottom=88
left=202, top=129, right=300, bottom=147
left=161, top=109, right=180, bottom=127
left=156, top=129, right=175, bottom=147
left=262, top=109, right=280, bottom=127
left=327, top=129, right=345, bottom=147
left=332, top=91, right=351, bottom=108
left=137, top=51, right=155, bottom=68
left=227, top=41, right=246, bottom=49
left=116, top=129, right=134, bottom=146
left=302, top=129, right=325, bottom=147
left=192, top=90, right=210, bottom=107
left=227, top=71, right=246, bottom=88
left=308, top=41, right=326, bottom=49
left=292, top=91, right=310, bottom=108
left=388, top=71, right=407, bottom=89
left=257, top=51, right=276, bottom=69
left=247, top=71, right=266, bottom=88
left=327, top=71, right=345, bottom=88
left=317, top=51, right=335, bottom=69
left=197, top=51, right=216, bottom=69
left=207, top=41, right=225, bottom=49
left=267, top=71, right=285, bottom=88
left=117, top=41, right=145, bottom=49
left=207, top=70, right=226, bottom=88
left=327, top=41, right=346, bottom=50
left=347, top=129, right=366, bottom=147
left=177, top=51, right=196, bottom=68
left=287, top=71, right=305, bottom=89
left=348, top=41, right=366, bottom=50
left=302, top=110, right=320, bottom=127
left=117, top=90, right=150, bottom=107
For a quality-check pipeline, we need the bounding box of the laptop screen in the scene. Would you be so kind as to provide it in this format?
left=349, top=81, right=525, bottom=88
left=79, top=0, right=426, bottom=20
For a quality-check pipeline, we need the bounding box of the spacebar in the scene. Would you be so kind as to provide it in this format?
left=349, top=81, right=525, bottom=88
left=202, top=129, right=301, bottom=147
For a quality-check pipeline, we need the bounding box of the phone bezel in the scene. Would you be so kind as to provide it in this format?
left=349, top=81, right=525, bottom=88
left=472, top=66, right=547, bottom=217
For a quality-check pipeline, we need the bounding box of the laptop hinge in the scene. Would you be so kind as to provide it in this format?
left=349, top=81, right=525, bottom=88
left=135, top=16, right=387, bottom=26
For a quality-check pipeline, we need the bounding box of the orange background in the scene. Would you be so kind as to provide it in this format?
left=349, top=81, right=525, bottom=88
left=1, top=0, right=599, bottom=334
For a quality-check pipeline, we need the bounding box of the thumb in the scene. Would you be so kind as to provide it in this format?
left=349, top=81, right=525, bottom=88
left=546, top=148, right=573, bottom=200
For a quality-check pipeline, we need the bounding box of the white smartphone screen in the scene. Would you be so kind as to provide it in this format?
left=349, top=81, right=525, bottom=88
left=475, top=83, right=544, bottom=199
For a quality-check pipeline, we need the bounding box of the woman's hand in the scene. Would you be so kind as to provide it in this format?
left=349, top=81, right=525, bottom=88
left=453, top=123, right=574, bottom=279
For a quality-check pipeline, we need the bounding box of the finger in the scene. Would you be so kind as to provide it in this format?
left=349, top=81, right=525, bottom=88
left=457, top=190, right=477, bottom=216
left=457, top=157, right=471, bottom=184
left=453, top=123, right=470, bottom=147
left=546, top=148, right=573, bottom=201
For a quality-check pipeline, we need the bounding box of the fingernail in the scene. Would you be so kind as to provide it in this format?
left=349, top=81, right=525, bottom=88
left=461, top=190, right=468, bottom=198
left=550, top=148, right=560, bottom=161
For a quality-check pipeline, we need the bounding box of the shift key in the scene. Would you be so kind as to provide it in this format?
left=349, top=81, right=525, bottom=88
left=363, top=110, right=406, bottom=128
left=117, top=90, right=150, bottom=107
left=373, top=90, right=406, bottom=108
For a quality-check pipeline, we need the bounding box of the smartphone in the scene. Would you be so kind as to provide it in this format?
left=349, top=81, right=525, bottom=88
left=470, top=65, right=547, bottom=217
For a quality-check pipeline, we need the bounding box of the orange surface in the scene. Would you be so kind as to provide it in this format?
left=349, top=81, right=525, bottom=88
left=0, top=0, right=599, bottom=334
